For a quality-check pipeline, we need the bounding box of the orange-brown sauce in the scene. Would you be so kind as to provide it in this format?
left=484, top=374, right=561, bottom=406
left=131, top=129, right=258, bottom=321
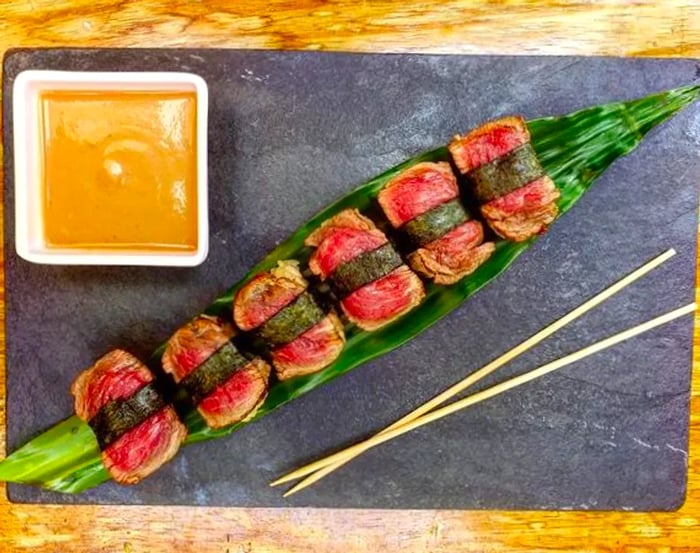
left=41, top=90, right=198, bottom=251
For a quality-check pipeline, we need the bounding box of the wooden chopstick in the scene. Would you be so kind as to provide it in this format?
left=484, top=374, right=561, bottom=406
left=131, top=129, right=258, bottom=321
left=281, top=302, right=696, bottom=497
left=270, top=248, right=676, bottom=488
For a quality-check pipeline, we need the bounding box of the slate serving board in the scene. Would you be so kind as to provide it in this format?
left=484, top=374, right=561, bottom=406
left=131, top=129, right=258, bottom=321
left=3, top=49, right=699, bottom=510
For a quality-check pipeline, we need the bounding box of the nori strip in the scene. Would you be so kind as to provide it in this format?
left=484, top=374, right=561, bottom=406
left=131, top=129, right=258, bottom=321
left=255, top=292, right=325, bottom=347
left=178, top=341, right=251, bottom=405
left=467, top=142, right=544, bottom=203
left=88, top=383, right=167, bottom=450
left=330, top=242, right=404, bottom=297
left=402, top=199, right=470, bottom=246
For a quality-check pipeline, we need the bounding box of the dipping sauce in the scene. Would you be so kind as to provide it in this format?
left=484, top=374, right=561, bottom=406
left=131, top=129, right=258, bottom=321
left=40, top=91, right=198, bottom=251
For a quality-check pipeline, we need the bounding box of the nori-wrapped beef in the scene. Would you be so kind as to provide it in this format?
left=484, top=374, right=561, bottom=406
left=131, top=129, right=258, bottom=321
left=162, top=315, right=271, bottom=428
left=234, top=260, right=345, bottom=380
left=378, top=162, right=494, bottom=284
left=449, top=116, right=560, bottom=241
left=71, top=349, right=187, bottom=485
left=305, top=209, right=425, bottom=330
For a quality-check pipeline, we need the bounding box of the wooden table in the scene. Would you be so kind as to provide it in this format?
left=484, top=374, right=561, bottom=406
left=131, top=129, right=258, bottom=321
left=1, top=2, right=699, bottom=551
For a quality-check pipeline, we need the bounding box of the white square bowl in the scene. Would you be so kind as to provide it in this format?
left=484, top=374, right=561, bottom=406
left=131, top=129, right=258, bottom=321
left=13, top=70, right=209, bottom=266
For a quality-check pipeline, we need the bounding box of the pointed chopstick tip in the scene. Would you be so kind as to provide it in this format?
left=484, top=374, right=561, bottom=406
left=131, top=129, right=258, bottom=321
left=269, top=476, right=288, bottom=487
left=282, top=484, right=303, bottom=498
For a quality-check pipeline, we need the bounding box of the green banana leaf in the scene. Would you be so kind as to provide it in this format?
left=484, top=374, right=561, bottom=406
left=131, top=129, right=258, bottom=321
left=1, top=84, right=698, bottom=494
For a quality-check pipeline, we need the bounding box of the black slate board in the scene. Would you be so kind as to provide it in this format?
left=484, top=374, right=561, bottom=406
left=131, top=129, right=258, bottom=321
left=3, top=49, right=699, bottom=511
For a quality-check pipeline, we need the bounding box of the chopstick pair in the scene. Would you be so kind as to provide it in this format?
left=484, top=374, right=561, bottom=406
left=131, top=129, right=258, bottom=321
left=271, top=248, right=693, bottom=497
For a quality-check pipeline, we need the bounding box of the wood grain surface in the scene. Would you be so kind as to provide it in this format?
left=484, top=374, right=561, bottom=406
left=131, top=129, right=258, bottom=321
left=1, top=1, right=699, bottom=551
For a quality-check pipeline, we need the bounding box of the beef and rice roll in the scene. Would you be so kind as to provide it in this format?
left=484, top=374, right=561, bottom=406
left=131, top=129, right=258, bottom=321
left=162, top=315, right=271, bottom=428
left=71, top=349, right=187, bottom=485
left=448, top=116, right=560, bottom=241
left=378, top=162, right=495, bottom=284
left=305, top=209, right=425, bottom=330
left=233, top=260, right=345, bottom=380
